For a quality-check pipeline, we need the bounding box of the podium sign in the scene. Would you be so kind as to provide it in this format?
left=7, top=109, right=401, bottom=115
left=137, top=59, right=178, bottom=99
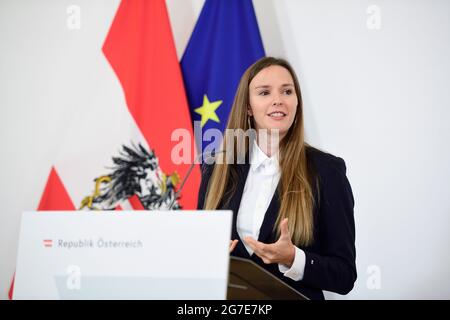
left=13, top=210, right=232, bottom=300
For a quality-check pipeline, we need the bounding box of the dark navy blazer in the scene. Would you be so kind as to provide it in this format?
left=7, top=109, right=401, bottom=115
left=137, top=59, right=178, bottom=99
left=196, top=147, right=357, bottom=300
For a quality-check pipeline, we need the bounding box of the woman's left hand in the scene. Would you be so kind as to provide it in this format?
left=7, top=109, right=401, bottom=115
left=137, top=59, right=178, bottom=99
left=244, top=218, right=296, bottom=267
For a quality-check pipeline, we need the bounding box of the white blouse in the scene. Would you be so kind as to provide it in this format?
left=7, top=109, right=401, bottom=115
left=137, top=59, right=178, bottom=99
left=236, top=140, right=306, bottom=281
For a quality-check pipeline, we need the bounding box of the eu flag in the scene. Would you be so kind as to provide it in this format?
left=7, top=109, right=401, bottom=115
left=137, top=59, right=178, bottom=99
left=181, top=0, right=265, bottom=154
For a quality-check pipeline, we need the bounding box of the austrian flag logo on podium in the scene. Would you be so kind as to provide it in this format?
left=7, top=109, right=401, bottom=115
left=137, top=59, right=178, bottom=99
left=43, top=239, right=53, bottom=248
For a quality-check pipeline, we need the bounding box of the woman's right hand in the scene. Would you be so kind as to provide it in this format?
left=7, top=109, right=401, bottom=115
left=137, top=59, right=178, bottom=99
left=229, top=239, right=239, bottom=253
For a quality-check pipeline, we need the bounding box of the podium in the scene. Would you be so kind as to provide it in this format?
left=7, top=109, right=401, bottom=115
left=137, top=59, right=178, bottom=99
left=13, top=210, right=233, bottom=300
left=227, top=256, right=308, bottom=300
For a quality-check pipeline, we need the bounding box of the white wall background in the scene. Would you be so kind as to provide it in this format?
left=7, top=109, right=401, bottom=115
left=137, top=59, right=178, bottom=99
left=1, top=0, right=449, bottom=299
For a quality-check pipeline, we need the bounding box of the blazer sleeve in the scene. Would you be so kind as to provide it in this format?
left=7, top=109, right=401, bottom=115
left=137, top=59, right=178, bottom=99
left=301, top=157, right=357, bottom=295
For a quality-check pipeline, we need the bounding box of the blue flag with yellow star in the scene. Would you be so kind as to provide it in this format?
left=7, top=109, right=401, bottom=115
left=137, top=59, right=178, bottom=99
left=181, top=0, right=265, bottom=154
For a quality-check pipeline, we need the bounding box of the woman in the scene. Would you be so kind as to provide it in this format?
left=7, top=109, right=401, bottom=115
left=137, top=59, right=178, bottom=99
left=197, top=57, right=356, bottom=300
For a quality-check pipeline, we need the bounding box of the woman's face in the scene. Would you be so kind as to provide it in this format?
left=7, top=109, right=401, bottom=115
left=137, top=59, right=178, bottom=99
left=248, top=65, right=298, bottom=139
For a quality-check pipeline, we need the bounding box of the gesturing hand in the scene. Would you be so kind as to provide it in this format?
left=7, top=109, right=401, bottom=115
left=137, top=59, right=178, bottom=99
left=229, top=239, right=239, bottom=253
left=244, top=218, right=295, bottom=267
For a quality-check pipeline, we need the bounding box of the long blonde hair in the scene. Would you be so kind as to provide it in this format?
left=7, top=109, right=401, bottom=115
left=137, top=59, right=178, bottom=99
left=202, top=57, right=316, bottom=247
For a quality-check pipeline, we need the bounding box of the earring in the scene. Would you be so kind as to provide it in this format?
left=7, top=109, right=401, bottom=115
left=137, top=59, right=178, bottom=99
left=247, top=115, right=252, bottom=129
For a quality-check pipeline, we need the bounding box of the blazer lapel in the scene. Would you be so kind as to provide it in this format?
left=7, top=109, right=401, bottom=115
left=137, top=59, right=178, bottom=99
left=226, top=163, right=251, bottom=258
left=257, top=183, right=281, bottom=244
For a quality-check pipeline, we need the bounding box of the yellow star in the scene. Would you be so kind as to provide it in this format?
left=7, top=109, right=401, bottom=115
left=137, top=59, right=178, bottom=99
left=194, top=94, right=222, bottom=127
